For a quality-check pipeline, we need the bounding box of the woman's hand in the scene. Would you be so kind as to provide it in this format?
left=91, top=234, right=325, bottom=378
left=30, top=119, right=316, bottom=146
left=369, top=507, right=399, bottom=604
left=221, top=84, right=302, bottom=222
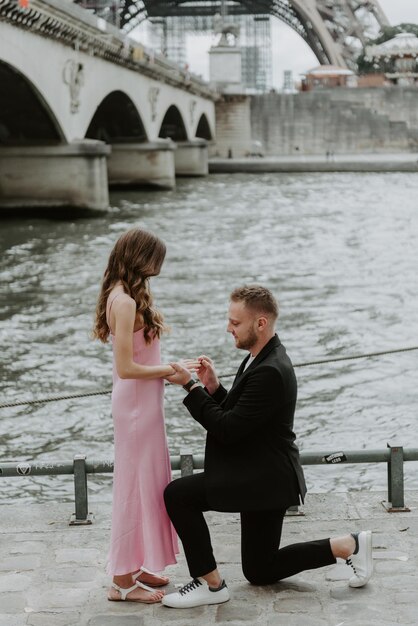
left=181, top=358, right=201, bottom=373
left=165, top=362, right=194, bottom=386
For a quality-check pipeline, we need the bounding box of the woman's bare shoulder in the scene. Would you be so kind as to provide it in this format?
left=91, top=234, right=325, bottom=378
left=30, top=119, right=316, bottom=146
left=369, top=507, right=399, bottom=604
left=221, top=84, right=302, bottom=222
left=111, top=293, right=134, bottom=310
left=108, top=290, right=144, bottom=329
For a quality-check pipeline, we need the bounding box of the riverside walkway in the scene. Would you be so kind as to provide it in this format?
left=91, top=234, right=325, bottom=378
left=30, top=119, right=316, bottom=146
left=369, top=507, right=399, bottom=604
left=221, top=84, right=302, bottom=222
left=1, top=490, right=417, bottom=626
left=209, top=152, right=418, bottom=173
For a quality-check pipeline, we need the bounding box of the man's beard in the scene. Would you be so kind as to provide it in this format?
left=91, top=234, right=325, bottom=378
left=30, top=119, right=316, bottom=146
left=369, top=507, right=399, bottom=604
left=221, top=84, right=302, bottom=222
left=235, top=327, right=257, bottom=351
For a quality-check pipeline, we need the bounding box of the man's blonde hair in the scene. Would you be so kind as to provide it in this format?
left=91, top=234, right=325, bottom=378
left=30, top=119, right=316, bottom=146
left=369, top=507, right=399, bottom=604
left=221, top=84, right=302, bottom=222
left=230, top=285, right=278, bottom=320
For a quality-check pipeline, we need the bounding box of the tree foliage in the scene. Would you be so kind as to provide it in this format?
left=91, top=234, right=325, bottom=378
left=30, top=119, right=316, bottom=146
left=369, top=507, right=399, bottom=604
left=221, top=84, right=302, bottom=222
left=357, top=24, right=418, bottom=75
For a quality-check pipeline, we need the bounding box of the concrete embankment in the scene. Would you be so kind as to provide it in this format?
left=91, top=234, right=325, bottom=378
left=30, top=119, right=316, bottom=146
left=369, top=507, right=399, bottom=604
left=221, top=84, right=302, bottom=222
left=214, top=89, right=418, bottom=158
left=209, top=153, right=418, bottom=174
left=0, top=491, right=417, bottom=625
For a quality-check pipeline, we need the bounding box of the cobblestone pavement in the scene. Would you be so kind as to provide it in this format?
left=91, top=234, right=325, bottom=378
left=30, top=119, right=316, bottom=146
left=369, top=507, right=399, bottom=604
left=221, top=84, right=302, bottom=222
left=0, top=491, right=416, bottom=626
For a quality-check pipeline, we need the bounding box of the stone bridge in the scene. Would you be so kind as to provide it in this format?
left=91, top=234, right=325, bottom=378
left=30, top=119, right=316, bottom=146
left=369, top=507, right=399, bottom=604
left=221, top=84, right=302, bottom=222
left=0, top=0, right=217, bottom=212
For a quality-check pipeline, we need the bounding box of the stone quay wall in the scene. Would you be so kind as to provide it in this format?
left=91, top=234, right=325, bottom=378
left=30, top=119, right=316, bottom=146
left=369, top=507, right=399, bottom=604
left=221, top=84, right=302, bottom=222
left=213, top=87, right=418, bottom=158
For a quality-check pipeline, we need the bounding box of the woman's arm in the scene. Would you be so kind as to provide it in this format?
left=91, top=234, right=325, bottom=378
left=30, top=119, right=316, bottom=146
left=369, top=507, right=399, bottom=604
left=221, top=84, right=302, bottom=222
left=112, top=295, right=174, bottom=380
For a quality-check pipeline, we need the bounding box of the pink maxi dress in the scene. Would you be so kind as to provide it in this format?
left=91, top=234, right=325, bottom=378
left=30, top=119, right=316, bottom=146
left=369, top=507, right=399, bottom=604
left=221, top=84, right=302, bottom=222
left=107, top=324, right=179, bottom=575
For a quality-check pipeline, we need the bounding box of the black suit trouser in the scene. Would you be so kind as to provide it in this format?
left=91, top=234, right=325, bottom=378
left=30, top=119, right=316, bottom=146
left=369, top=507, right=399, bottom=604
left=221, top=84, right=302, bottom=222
left=164, top=472, right=336, bottom=584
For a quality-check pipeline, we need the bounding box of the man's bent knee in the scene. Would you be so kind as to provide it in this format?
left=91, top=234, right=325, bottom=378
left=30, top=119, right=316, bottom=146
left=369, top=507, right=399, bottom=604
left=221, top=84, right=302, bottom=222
left=242, top=563, right=280, bottom=586
left=164, top=476, right=192, bottom=511
left=163, top=478, right=179, bottom=509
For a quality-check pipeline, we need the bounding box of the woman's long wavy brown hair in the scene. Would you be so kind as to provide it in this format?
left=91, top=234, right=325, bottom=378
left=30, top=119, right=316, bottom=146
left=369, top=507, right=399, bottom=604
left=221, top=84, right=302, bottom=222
left=93, top=228, right=167, bottom=344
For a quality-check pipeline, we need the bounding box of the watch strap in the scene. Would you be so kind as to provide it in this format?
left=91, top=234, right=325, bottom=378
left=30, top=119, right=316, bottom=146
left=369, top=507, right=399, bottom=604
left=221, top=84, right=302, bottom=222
left=183, top=378, right=198, bottom=392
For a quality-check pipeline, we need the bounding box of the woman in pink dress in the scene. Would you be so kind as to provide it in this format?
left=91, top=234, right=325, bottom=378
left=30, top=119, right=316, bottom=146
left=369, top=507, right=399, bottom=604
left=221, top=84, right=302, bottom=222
left=93, top=227, right=179, bottom=604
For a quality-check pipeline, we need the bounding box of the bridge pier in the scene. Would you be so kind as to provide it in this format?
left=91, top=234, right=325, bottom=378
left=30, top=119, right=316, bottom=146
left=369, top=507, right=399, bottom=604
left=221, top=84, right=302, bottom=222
left=0, top=140, right=110, bottom=213
left=107, top=139, right=176, bottom=189
left=174, top=139, right=209, bottom=176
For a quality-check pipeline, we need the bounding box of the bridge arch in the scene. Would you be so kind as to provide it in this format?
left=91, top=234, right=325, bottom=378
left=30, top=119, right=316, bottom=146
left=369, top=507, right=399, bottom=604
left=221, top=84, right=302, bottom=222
left=195, top=113, right=212, bottom=141
left=158, top=105, right=188, bottom=141
left=0, top=61, right=64, bottom=145
left=86, top=90, right=147, bottom=143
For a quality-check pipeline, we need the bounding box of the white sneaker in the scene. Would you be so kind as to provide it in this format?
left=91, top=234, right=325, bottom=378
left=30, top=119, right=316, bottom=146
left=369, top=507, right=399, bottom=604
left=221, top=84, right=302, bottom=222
left=162, top=577, right=230, bottom=608
left=346, top=530, right=373, bottom=588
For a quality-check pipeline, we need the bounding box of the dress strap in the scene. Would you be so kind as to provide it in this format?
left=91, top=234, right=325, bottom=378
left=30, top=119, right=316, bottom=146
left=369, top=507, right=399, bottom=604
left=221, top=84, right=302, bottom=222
left=106, top=292, right=124, bottom=334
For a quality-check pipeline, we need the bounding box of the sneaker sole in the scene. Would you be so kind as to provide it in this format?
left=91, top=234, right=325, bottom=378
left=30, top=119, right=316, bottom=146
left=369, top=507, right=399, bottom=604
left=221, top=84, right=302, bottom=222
left=349, top=529, right=373, bottom=588
left=162, top=594, right=230, bottom=609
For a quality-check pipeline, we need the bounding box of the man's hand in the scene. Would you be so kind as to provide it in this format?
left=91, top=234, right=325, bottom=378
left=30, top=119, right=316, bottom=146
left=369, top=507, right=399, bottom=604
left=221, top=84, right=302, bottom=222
left=166, top=361, right=195, bottom=386
left=196, top=355, right=220, bottom=395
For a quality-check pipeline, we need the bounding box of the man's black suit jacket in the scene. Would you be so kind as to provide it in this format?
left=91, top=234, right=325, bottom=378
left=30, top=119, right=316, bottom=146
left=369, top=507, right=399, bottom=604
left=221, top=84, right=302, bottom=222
left=183, top=334, right=307, bottom=512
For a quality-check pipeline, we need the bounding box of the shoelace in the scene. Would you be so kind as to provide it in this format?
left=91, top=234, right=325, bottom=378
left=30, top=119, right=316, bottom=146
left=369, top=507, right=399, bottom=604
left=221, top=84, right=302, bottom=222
left=346, top=557, right=357, bottom=574
left=179, top=578, right=203, bottom=596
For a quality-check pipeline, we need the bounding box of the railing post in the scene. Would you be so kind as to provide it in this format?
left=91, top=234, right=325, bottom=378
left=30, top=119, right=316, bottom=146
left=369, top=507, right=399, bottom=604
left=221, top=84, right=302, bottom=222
left=382, top=444, right=410, bottom=512
left=180, top=450, right=194, bottom=477
left=69, top=454, right=93, bottom=525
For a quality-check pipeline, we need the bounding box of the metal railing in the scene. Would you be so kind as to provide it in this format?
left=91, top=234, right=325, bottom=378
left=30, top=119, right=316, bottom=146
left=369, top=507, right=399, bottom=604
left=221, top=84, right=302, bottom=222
left=2, top=345, right=418, bottom=410
left=1, top=444, right=417, bottom=524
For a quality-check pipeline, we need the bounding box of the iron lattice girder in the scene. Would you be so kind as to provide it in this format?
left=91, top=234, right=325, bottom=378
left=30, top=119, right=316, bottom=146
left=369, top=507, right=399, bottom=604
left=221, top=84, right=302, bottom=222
left=141, top=1, right=296, bottom=18
left=312, top=0, right=390, bottom=65
left=123, top=0, right=389, bottom=68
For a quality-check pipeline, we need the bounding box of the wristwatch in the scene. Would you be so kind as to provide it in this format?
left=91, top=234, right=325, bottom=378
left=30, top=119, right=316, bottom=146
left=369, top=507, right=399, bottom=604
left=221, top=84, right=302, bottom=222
left=183, top=378, right=198, bottom=393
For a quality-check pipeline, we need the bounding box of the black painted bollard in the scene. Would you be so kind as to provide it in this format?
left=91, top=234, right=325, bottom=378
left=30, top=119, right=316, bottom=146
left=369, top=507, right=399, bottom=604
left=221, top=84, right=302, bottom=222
left=383, top=443, right=410, bottom=512
left=70, top=454, right=93, bottom=525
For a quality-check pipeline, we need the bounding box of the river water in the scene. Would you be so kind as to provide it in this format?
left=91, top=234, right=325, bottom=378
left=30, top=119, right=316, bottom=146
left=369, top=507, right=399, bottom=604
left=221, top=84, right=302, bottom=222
left=1, top=172, right=418, bottom=504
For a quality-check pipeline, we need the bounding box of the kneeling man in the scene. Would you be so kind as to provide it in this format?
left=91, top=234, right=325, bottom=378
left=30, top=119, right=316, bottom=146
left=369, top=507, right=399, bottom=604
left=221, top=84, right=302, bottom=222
left=163, top=285, right=372, bottom=608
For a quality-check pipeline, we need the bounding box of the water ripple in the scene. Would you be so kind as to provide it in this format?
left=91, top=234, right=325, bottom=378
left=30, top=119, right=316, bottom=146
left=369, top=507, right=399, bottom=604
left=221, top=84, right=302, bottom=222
left=1, top=172, right=418, bottom=502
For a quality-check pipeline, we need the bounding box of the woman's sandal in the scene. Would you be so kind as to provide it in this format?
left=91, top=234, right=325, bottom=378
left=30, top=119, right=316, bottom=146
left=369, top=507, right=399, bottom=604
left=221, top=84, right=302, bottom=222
left=132, top=565, right=170, bottom=587
left=108, top=580, right=164, bottom=603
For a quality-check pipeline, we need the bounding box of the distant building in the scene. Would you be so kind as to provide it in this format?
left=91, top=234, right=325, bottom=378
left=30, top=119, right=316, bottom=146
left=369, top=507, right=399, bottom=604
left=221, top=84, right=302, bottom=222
left=365, top=32, right=418, bottom=86
left=357, top=73, right=387, bottom=88
left=282, top=70, right=297, bottom=94
left=301, top=65, right=356, bottom=91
